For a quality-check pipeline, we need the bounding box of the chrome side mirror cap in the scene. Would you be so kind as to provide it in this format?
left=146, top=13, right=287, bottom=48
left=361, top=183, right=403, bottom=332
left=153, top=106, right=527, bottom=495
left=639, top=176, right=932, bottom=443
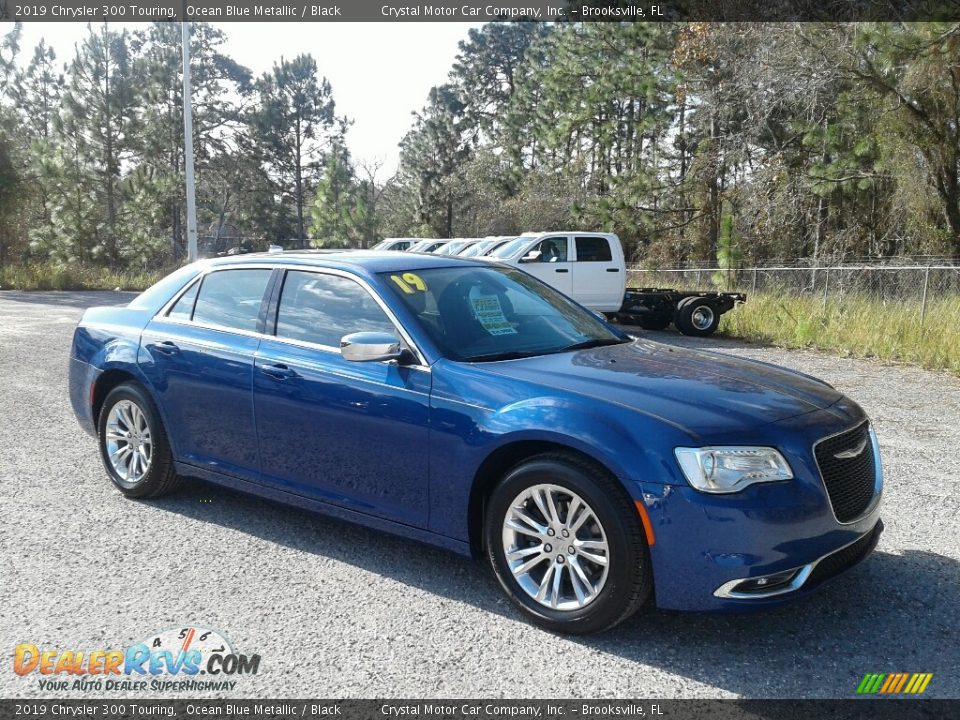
left=340, top=332, right=403, bottom=362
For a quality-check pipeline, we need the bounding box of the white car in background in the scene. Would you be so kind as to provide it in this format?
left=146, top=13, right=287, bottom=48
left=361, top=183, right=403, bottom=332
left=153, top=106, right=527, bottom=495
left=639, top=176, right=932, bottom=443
left=435, top=238, right=477, bottom=255
left=462, top=236, right=517, bottom=257
left=408, top=239, right=451, bottom=253
left=372, top=238, right=419, bottom=252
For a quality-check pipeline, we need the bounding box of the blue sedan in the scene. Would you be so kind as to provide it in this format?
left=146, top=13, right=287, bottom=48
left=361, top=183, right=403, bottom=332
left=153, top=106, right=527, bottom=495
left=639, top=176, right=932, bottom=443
left=69, top=252, right=883, bottom=633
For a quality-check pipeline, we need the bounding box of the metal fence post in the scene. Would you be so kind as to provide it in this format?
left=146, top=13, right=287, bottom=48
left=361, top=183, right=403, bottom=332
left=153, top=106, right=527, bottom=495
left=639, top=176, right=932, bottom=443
left=920, top=266, right=931, bottom=328
left=822, top=268, right=830, bottom=311
left=752, top=267, right=758, bottom=295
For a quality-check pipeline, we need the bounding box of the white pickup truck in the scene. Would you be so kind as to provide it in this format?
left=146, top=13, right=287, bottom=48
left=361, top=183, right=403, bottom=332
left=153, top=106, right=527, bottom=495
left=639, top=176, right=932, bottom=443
left=483, top=231, right=746, bottom=336
left=484, top=231, right=627, bottom=313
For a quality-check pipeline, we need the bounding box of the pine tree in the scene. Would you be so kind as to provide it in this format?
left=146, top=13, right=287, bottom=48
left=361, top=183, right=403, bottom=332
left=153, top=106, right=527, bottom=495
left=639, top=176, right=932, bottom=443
left=255, top=54, right=339, bottom=247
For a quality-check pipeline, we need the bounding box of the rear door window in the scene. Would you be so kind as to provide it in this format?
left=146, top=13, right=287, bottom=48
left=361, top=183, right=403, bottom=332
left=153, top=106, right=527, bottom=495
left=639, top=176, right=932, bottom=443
left=191, top=269, right=272, bottom=332
left=575, top=236, right=613, bottom=262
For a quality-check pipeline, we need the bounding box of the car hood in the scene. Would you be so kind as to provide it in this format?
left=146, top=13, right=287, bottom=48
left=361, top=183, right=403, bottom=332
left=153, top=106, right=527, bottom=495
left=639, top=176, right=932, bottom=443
left=480, top=338, right=844, bottom=436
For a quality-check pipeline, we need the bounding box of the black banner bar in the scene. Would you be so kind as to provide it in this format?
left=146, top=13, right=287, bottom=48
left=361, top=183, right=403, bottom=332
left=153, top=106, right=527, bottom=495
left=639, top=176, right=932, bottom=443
left=1, top=0, right=960, bottom=22
left=2, top=700, right=956, bottom=720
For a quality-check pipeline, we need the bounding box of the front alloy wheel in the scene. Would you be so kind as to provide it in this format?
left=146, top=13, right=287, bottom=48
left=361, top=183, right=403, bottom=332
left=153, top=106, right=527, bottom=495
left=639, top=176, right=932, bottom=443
left=502, top=484, right=610, bottom=610
left=486, top=452, right=652, bottom=634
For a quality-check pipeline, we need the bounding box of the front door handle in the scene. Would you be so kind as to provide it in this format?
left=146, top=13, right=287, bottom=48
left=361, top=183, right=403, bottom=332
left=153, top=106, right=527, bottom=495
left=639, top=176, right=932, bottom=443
left=154, top=341, right=180, bottom=356
left=260, top=363, right=298, bottom=380
left=555, top=268, right=569, bottom=273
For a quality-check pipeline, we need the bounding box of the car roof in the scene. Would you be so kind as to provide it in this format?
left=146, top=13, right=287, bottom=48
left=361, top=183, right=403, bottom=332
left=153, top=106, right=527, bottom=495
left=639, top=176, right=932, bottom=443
left=201, top=249, right=486, bottom=275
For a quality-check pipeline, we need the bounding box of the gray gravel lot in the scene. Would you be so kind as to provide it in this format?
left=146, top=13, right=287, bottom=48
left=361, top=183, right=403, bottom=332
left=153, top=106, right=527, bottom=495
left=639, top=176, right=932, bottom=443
left=1, top=290, right=958, bottom=699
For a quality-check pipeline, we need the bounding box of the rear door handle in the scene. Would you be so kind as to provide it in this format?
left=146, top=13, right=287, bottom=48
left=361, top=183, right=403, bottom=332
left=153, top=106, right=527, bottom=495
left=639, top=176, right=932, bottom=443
left=606, top=268, right=620, bottom=273
left=555, top=268, right=569, bottom=273
left=260, top=363, right=298, bottom=380
left=154, top=341, right=180, bottom=356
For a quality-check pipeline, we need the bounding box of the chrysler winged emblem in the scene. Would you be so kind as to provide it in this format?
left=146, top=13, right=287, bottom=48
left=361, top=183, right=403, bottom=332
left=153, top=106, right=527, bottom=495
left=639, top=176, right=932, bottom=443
left=835, top=437, right=868, bottom=460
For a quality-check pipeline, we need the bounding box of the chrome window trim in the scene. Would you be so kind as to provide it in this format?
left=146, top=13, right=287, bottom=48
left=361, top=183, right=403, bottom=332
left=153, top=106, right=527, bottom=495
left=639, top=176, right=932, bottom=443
left=811, top=419, right=883, bottom=526
left=152, top=263, right=430, bottom=369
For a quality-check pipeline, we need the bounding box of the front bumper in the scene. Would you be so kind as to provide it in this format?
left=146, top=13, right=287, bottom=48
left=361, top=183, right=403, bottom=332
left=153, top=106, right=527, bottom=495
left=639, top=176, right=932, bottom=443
left=638, top=405, right=884, bottom=611
left=713, top=518, right=882, bottom=600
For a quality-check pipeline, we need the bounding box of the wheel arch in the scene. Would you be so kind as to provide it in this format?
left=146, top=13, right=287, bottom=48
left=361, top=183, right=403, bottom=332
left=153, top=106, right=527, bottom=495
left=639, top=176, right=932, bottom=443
left=467, top=439, right=631, bottom=558
left=92, top=369, right=142, bottom=425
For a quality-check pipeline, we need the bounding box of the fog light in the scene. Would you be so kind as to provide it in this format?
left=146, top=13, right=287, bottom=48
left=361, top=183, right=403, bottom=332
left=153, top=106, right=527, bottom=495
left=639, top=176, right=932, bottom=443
left=733, top=568, right=800, bottom=594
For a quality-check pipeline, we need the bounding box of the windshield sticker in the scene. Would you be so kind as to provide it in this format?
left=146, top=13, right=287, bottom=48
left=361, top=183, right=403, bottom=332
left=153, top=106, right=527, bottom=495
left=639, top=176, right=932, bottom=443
left=391, top=272, right=428, bottom=294
left=471, top=295, right=517, bottom=336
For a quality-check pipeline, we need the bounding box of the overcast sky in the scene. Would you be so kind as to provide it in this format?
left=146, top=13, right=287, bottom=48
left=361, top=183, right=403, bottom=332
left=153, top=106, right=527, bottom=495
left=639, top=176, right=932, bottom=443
left=8, top=22, right=484, bottom=175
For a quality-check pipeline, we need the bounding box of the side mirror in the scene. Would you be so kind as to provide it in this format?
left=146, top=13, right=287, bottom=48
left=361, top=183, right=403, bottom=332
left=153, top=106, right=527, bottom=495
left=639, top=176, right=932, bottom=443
left=340, top=332, right=403, bottom=362
left=519, top=250, right=541, bottom=264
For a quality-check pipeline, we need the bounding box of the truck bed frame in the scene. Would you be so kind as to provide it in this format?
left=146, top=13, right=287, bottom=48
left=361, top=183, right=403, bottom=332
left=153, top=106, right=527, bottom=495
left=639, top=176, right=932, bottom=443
left=610, top=287, right=747, bottom=337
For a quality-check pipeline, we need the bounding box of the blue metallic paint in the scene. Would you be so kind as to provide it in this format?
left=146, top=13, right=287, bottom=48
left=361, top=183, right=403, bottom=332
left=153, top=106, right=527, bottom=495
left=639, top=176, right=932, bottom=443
left=68, top=252, right=883, bottom=612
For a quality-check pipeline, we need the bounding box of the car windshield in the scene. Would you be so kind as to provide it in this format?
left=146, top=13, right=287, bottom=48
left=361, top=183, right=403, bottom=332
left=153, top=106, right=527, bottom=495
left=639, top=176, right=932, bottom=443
left=409, top=240, right=441, bottom=252
left=489, top=237, right=533, bottom=258
left=436, top=240, right=470, bottom=255
left=459, top=241, right=493, bottom=257
left=379, top=266, right=628, bottom=362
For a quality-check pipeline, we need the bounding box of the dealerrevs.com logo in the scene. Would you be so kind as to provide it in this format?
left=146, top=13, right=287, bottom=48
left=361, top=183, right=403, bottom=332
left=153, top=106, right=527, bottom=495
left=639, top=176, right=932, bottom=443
left=13, top=625, right=260, bottom=692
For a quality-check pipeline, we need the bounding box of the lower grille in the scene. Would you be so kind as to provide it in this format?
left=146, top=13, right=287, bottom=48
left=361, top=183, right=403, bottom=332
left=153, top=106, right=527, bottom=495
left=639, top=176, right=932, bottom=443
left=814, top=421, right=877, bottom=522
left=807, top=520, right=883, bottom=587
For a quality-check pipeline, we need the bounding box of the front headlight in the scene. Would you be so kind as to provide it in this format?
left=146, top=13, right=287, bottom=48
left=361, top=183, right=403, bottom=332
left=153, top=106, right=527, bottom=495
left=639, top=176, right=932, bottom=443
left=674, top=447, right=794, bottom=494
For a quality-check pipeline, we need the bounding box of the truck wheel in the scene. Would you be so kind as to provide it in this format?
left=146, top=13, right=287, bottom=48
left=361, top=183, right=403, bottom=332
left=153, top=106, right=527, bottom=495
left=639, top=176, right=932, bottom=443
left=675, top=297, right=720, bottom=337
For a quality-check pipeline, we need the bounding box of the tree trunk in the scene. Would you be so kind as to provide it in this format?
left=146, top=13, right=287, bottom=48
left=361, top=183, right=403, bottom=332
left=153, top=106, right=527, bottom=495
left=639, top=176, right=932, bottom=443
left=705, top=111, right=720, bottom=267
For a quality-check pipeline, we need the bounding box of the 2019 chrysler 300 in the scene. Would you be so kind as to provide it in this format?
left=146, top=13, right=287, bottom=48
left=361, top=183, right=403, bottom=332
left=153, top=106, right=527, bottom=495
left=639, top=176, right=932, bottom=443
left=69, top=252, right=883, bottom=633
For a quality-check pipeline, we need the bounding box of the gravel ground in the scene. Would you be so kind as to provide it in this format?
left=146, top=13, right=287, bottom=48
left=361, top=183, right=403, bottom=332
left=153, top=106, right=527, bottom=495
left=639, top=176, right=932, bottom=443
left=1, top=290, right=958, bottom=699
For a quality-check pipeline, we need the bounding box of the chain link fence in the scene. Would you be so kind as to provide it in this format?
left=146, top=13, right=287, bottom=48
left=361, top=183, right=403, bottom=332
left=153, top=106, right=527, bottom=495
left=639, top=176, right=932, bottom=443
left=627, top=264, right=960, bottom=322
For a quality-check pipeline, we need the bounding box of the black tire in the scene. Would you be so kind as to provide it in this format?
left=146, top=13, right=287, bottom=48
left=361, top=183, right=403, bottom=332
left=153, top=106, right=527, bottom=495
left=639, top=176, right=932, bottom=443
left=97, top=382, right=180, bottom=498
left=637, top=315, right=671, bottom=331
left=485, top=452, right=652, bottom=634
left=674, top=297, right=721, bottom=337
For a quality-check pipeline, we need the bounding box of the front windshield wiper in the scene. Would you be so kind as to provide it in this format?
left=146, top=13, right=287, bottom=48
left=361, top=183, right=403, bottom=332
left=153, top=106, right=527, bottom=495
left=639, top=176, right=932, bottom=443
left=467, top=350, right=542, bottom=362
left=556, top=338, right=630, bottom=353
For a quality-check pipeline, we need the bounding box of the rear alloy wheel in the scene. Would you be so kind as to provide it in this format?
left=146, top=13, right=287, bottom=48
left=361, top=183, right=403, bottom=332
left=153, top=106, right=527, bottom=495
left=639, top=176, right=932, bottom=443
left=674, top=297, right=720, bottom=337
left=98, top=383, right=180, bottom=498
left=486, top=453, right=651, bottom=633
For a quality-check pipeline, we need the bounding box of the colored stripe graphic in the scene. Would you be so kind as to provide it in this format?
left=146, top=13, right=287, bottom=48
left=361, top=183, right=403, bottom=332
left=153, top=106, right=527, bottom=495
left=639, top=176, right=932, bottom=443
left=857, top=673, right=932, bottom=694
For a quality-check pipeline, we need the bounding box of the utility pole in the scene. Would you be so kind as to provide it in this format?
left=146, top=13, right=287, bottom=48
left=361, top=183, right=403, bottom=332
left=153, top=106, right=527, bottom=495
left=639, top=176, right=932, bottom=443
left=182, top=20, right=198, bottom=262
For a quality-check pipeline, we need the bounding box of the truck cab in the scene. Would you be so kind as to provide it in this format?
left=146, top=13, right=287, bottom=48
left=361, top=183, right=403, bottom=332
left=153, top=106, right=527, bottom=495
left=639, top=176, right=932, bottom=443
left=486, top=232, right=626, bottom=312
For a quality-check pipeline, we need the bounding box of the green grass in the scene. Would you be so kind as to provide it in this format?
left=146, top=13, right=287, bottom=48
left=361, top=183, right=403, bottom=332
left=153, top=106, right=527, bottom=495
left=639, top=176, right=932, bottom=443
left=720, top=293, right=960, bottom=375
left=0, top=263, right=169, bottom=291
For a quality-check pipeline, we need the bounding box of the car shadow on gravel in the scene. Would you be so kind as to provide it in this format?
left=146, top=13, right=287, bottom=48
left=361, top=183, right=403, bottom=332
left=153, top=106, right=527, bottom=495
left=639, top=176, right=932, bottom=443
left=0, top=290, right=135, bottom=309
left=152, top=478, right=959, bottom=697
